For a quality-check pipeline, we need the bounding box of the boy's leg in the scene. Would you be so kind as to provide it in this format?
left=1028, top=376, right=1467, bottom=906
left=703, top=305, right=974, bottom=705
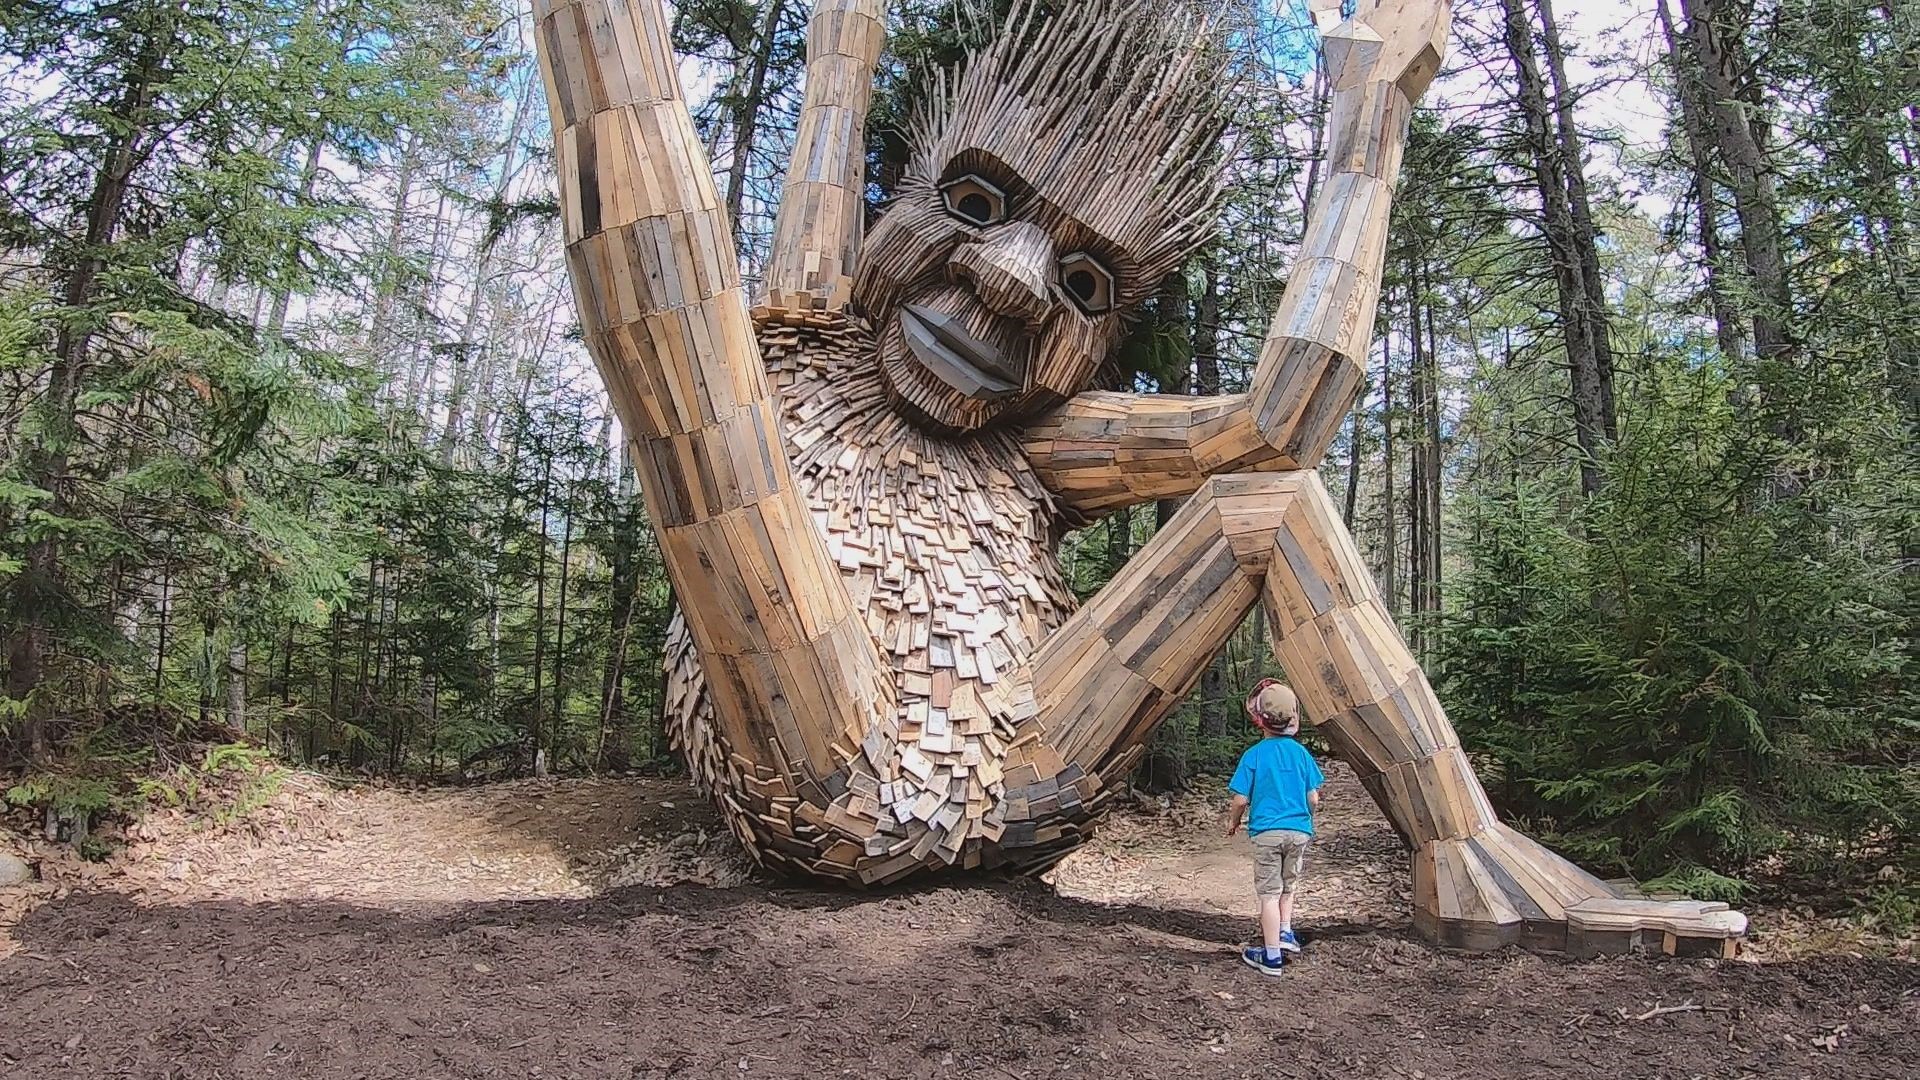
left=1252, top=832, right=1287, bottom=953
left=1259, top=894, right=1284, bottom=951
left=1277, top=832, right=1306, bottom=942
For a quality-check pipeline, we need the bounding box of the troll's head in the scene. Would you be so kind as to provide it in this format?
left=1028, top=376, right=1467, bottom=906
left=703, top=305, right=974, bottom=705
left=851, top=0, right=1227, bottom=433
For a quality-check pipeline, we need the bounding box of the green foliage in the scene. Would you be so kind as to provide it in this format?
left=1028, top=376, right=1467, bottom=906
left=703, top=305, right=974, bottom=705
left=6, top=773, right=114, bottom=818
left=1438, top=352, right=1913, bottom=899
left=1860, top=884, right=1919, bottom=935
left=0, top=0, right=674, bottom=779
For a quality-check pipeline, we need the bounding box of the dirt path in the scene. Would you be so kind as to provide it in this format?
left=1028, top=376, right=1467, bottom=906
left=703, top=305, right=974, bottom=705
left=2, top=765, right=1914, bottom=1080
left=1048, top=763, right=1411, bottom=932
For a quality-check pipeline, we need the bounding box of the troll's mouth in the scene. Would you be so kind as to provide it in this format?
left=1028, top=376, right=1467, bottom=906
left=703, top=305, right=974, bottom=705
left=898, top=303, right=1023, bottom=400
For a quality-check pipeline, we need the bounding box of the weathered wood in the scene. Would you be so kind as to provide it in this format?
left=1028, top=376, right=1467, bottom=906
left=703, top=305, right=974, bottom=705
left=764, top=0, right=887, bottom=311
left=545, top=0, right=1745, bottom=957
left=1261, top=476, right=1747, bottom=954
left=533, top=0, right=892, bottom=785
left=847, top=0, right=1226, bottom=433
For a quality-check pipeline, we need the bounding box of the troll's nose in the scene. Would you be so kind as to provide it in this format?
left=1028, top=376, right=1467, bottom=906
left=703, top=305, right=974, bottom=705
left=948, top=220, right=1054, bottom=327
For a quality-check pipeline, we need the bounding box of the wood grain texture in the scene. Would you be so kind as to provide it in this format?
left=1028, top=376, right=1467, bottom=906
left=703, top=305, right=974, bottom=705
left=665, top=314, right=1144, bottom=881
left=1239, top=0, right=1443, bottom=466
left=547, top=0, right=1745, bottom=955
left=1023, top=392, right=1295, bottom=517
left=533, top=0, right=892, bottom=786
left=1261, top=475, right=1747, bottom=954
left=765, top=0, right=887, bottom=312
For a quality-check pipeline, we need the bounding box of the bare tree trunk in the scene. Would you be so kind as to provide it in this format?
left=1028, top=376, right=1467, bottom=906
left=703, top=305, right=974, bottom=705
left=441, top=80, right=535, bottom=464
left=1673, top=0, right=1795, bottom=367
left=596, top=440, right=640, bottom=769
left=1154, top=273, right=1192, bottom=530
left=1344, top=408, right=1363, bottom=530
left=1535, top=0, right=1617, bottom=427
left=529, top=451, right=553, bottom=772
left=402, top=187, right=455, bottom=418
left=1380, top=324, right=1399, bottom=615
left=225, top=640, right=248, bottom=735
left=550, top=484, right=575, bottom=769
left=723, top=0, right=788, bottom=232
left=439, top=223, right=502, bottom=461
left=152, top=564, right=172, bottom=708
left=1187, top=258, right=1231, bottom=743
left=1299, top=50, right=1334, bottom=215
left=1655, top=0, right=1745, bottom=364
left=198, top=612, right=216, bottom=729
left=1107, top=504, right=1132, bottom=577
left=368, top=132, right=421, bottom=369
left=1498, top=0, right=1617, bottom=497
left=1133, top=272, right=1221, bottom=765
left=465, top=277, right=524, bottom=460
left=437, top=343, right=477, bottom=460
left=353, top=558, right=380, bottom=769
left=265, top=138, right=325, bottom=335
left=1407, top=268, right=1434, bottom=653
left=1421, top=263, right=1443, bottom=619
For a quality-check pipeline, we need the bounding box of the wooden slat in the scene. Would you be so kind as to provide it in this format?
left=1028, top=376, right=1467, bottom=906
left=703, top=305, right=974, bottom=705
left=1266, top=468, right=1746, bottom=956
left=557, top=0, right=1742, bottom=955
left=764, top=0, right=887, bottom=309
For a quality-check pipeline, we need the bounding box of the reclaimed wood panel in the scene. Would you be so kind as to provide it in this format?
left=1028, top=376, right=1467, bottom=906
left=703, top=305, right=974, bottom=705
left=765, top=0, right=887, bottom=311
left=1263, top=473, right=1745, bottom=955
left=535, top=0, right=893, bottom=784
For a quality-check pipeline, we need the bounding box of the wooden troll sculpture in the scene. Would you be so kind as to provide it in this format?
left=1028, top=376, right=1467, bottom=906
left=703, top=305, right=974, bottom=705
left=532, top=0, right=1747, bottom=955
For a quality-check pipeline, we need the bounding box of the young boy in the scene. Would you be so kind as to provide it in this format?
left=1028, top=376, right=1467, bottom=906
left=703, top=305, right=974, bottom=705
left=1225, top=680, right=1324, bottom=976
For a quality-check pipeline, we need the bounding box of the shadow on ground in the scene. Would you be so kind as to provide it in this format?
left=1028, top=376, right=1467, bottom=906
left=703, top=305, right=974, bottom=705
left=3, top=878, right=1914, bottom=1080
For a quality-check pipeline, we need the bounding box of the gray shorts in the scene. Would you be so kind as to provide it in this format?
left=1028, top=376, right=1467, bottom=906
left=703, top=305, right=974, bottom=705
left=1251, top=829, right=1310, bottom=896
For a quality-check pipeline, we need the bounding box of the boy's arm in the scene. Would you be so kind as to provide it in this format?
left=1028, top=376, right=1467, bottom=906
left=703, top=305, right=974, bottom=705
left=1227, top=749, right=1255, bottom=835
left=1226, top=794, right=1250, bottom=837
left=1308, top=789, right=1321, bottom=811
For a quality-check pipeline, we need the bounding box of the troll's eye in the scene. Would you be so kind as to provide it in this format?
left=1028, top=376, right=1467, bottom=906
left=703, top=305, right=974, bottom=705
left=1058, top=252, right=1115, bottom=315
left=939, top=174, right=1008, bottom=227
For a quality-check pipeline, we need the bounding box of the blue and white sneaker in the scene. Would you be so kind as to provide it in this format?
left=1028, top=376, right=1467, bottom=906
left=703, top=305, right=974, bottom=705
left=1277, top=930, right=1301, bottom=953
left=1240, top=946, right=1285, bottom=977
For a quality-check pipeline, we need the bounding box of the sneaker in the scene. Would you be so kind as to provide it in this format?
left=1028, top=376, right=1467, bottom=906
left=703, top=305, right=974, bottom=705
left=1277, top=930, right=1301, bottom=953
left=1240, top=946, right=1285, bottom=977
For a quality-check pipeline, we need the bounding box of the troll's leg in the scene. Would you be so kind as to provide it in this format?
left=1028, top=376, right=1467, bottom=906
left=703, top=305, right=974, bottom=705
left=1034, top=474, right=1311, bottom=776
left=1259, top=475, right=1747, bottom=956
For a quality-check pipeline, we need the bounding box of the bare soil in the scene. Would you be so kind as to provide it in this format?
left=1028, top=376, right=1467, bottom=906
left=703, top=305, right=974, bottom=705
left=2, top=763, right=1914, bottom=1080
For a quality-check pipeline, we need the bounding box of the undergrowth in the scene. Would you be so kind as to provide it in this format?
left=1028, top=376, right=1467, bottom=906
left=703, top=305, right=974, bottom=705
left=3, top=711, right=292, bottom=860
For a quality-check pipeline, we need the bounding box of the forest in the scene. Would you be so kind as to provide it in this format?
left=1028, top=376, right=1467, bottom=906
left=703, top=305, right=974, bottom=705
left=0, top=0, right=1913, bottom=925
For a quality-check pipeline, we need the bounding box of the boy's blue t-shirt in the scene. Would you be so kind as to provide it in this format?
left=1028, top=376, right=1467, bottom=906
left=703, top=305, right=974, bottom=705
left=1229, top=736, right=1325, bottom=836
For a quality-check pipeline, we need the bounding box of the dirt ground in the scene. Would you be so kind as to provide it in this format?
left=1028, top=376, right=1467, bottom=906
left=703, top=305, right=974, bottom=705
left=2, top=763, right=1914, bottom=1080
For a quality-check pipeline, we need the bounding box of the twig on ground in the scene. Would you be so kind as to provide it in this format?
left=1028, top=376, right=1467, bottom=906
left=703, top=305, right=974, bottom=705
left=1618, top=1001, right=1703, bottom=1022
left=895, top=993, right=918, bottom=1022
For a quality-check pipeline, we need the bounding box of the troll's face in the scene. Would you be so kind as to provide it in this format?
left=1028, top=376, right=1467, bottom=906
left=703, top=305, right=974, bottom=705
left=852, top=3, right=1224, bottom=433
